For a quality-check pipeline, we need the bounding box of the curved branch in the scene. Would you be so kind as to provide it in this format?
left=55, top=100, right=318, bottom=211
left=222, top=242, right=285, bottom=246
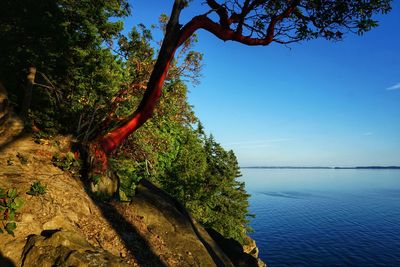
left=179, top=15, right=274, bottom=46
left=96, top=0, right=301, bottom=156
left=265, top=0, right=301, bottom=41
left=179, top=0, right=301, bottom=47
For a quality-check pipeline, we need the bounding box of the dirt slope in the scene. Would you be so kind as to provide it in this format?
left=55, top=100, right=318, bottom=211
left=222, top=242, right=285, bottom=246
left=0, top=99, right=264, bottom=266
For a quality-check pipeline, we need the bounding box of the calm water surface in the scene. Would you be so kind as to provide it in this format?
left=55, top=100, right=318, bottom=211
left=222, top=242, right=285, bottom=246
left=241, top=169, right=400, bottom=267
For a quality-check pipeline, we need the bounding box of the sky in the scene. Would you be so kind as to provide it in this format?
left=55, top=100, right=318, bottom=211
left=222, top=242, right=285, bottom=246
left=125, top=1, right=400, bottom=167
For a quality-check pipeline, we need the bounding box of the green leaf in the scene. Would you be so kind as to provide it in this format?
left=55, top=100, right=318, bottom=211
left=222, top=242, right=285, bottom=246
left=5, top=222, right=16, bottom=236
left=10, top=202, right=17, bottom=209
left=0, top=228, right=3, bottom=234
left=27, top=182, right=47, bottom=196
left=6, top=198, right=12, bottom=207
left=7, top=188, right=17, bottom=199
left=0, top=188, right=5, bottom=198
left=13, top=197, right=24, bottom=209
left=118, top=189, right=130, bottom=202
left=91, top=174, right=102, bottom=184
left=9, top=210, right=15, bottom=221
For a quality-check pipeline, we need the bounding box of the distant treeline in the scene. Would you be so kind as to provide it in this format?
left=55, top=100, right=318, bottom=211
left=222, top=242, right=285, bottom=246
left=242, top=166, right=400, bottom=169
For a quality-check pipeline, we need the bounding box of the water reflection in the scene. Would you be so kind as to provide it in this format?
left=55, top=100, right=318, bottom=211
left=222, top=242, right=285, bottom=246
left=257, top=191, right=321, bottom=199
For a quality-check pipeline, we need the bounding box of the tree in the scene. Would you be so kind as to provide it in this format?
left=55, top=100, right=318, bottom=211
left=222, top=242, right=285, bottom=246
left=156, top=126, right=252, bottom=243
left=89, top=0, right=392, bottom=181
left=0, top=0, right=129, bottom=133
left=0, top=0, right=254, bottom=242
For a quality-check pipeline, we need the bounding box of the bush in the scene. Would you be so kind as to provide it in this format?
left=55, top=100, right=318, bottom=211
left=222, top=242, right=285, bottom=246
left=109, top=158, right=146, bottom=201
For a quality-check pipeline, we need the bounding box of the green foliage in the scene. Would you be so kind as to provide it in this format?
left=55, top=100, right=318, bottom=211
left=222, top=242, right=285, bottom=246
left=0, top=0, right=392, bottom=246
left=202, top=136, right=254, bottom=242
left=33, top=131, right=51, bottom=143
left=109, top=159, right=147, bottom=201
left=159, top=129, right=253, bottom=244
left=0, top=0, right=130, bottom=136
left=0, top=188, right=24, bottom=236
left=27, top=181, right=47, bottom=196
left=218, top=0, right=392, bottom=43
left=90, top=174, right=102, bottom=185
left=159, top=127, right=208, bottom=202
left=52, top=152, right=81, bottom=177
left=0, top=1, right=250, bottom=243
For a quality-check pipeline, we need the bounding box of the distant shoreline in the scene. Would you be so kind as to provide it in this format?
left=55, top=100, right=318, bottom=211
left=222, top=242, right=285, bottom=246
left=241, top=166, right=400, bottom=169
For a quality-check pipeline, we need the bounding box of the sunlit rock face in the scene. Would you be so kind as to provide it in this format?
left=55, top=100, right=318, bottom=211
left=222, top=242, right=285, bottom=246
left=21, top=230, right=130, bottom=267
left=207, top=228, right=266, bottom=267
left=125, top=178, right=235, bottom=266
left=0, top=102, right=260, bottom=267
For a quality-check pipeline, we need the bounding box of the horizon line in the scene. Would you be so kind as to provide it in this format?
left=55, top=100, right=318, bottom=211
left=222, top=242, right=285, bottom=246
left=240, top=166, right=400, bottom=169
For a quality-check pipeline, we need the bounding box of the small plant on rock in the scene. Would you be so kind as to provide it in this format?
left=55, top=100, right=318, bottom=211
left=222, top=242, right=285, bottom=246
left=0, top=188, right=24, bottom=236
left=27, top=181, right=47, bottom=196
left=52, top=152, right=81, bottom=177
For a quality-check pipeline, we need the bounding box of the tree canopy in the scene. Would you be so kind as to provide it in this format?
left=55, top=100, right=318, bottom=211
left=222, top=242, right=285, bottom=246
left=95, top=0, right=392, bottom=162
left=0, top=0, right=254, bottom=243
left=182, top=0, right=392, bottom=45
left=0, top=0, right=393, bottom=244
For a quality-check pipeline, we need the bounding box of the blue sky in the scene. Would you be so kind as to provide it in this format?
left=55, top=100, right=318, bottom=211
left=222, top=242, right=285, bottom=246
left=126, top=1, right=400, bottom=167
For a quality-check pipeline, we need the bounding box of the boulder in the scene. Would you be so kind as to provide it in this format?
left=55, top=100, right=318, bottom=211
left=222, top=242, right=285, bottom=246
left=127, top=178, right=234, bottom=266
left=207, top=228, right=266, bottom=267
left=243, top=235, right=260, bottom=258
left=0, top=131, right=265, bottom=267
left=21, top=230, right=130, bottom=267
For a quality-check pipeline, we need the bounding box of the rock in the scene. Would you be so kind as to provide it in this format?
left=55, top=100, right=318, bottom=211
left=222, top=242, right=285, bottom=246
left=128, top=179, right=234, bottom=266
left=42, top=215, right=76, bottom=231
left=21, top=213, right=34, bottom=223
left=21, top=230, right=130, bottom=267
left=206, top=228, right=266, bottom=267
left=0, top=129, right=267, bottom=267
left=89, top=172, right=119, bottom=199
left=243, top=236, right=260, bottom=258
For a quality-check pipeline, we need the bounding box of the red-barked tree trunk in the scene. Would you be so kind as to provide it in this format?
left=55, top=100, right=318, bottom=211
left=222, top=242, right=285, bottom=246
left=86, top=0, right=285, bottom=195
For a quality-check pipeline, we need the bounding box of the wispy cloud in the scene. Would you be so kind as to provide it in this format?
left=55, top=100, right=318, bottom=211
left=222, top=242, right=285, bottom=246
left=363, top=132, right=373, bottom=136
left=224, top=138, right=293, bottom=148
left=386, top=82, right=400, bottom=91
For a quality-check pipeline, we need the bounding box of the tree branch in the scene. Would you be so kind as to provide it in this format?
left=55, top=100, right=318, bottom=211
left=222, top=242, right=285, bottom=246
left=206, top=0, right=230, bottom=29
left=178, top=0, right=300, bottom=47
left=265, top=0, right=301, bottom=43
left=179, top=15, right=272, bottom=46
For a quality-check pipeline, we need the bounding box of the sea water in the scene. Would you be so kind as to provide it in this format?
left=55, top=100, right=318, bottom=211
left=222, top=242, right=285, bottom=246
left=241, top=168, right=400, bottom=267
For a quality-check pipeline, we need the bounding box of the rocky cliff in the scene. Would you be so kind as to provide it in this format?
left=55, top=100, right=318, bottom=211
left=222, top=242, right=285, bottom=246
left=0, top=88, right=265, bottom=267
